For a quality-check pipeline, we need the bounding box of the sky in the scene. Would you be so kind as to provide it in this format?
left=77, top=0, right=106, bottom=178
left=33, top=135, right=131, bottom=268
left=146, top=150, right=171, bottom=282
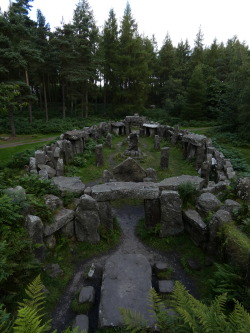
left=1, top=0, right=249, bottom=48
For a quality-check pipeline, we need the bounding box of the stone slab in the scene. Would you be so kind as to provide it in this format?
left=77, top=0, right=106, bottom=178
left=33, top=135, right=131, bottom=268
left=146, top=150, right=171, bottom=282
left=158, top=175, right=205, bottom=191
left=99, top=254, right=155, bottom=328
left=52, top=176, right=85, bottom=195
left=91, top=182, right=159, bottom=201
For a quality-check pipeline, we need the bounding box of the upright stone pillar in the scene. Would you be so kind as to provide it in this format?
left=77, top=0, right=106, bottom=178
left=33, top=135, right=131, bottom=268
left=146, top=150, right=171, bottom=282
left=154, top=135, right=160, bottom=150
left=125, top=123, right=130, bottom=135
left=106, top=133, right=112, bottom=148
left=160, top=147, right=169, bottom=169
left=144, top=199, right=160, bottom=228
left=95, top=144, right=104, bottom=167
left=160, top=191, right=183, bottom=236
left=75, top=195, right=100, bottom=243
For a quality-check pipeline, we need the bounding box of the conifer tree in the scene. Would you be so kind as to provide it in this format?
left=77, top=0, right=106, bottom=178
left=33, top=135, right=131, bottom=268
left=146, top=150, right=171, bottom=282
left=182, top=64, right=207, bottom=120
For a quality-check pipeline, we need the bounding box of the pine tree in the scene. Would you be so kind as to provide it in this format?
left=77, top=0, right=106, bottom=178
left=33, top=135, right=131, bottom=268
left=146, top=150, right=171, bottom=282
left=100, top=8, right=119, bottom=108
left=182, top=64, right=207, bottom=120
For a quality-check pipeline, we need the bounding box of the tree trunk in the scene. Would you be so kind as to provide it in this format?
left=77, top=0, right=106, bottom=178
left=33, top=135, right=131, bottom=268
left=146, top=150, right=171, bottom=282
left=43, top=75, right=48, bottom=122
left=85, top=89, right=88, bottom=118
left=25, top=69, right=33, bottom=123
left=62, top=84, right=66, bottom=119
left=70, top=99, right=73, bottom=116
left=81, top=98, right=84, bottom=118
left=8, top=107, right=16, bottom=137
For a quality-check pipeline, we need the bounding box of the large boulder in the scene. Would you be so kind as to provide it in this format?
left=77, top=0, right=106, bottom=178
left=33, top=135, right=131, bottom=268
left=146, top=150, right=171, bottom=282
left=207, top=209, right=232, bottom=256
left=43, top=208, right=74, bottom=236
left=158, top=175, right=205, bottom=191
left=196, top=192, right=221, bottom=217
left=52, top=176, right=85, bottom=195
left=4, top=185, right=26, bottom=204
left=99, top=254, right=155, bottom=328
left=75, top=195, right=100, bottom=243
left=112, top=157, right=147, bottom=182
left=37, top=164, right=56, bottom=178
left=183, top=209, right=208, bottom=247
left=44, top=194, right=63, bottom=211
left=237, top=177, right=250, bottom=202
left=160, top=191, right=183, bottom=236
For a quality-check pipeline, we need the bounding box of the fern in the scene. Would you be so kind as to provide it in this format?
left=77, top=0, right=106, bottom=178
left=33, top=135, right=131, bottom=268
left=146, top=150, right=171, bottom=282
left=0, top=304, right=12, bottom=333
left=229, top=300, right=250, bottom=333
left=13, top=275, right=51, bottom=333
left=13, top=306, right=48, bottom=333
left=119, top=307, right=149, bottom=332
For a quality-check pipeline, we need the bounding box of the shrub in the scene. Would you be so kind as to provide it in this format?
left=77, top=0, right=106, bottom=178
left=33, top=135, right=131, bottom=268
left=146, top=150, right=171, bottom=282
left=177, top=182, right=198, bottom=208
left=6, top=149, right=35, bottom=169
left=16, top=174, right=59, bottom=197
left=221, top=222, right=250, bottom=268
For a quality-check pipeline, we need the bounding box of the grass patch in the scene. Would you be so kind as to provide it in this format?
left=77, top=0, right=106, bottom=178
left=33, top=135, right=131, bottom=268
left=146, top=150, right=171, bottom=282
left=42, top=220, right=121, bottom=315
left=221, top=222, right=250, bottom=268
left=71, top=295, right=93, bottom=314
left=0, top=141, right=54, bottom=168
left=136, top=218, right=216, bottom=299
left=65, top=135, right=198, bottom=184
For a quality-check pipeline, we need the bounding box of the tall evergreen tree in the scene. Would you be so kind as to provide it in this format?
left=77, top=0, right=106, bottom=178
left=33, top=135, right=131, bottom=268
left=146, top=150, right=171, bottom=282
left=182, top=64, right=207, bottom=120
left=100, top=8, right=119, bottom=108
left=72, top=0, right=99, bottom=118
left=116, top=2, right=151, bottom=115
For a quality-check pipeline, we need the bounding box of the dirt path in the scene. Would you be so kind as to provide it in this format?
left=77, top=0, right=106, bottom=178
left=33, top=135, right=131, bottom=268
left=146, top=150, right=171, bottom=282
left=50, top=204, right=198, bottom=332
left=0, top=137, right=57, bottom=149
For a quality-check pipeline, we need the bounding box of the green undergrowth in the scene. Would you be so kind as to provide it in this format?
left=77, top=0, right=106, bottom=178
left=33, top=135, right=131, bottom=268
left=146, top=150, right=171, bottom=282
left=65, top=135, right=198, bottom=184
left=220, top=222, right=250, bottom=268
left=136, top=218, right=216, bottom=299
left=42, top=220, right=121, bottom=314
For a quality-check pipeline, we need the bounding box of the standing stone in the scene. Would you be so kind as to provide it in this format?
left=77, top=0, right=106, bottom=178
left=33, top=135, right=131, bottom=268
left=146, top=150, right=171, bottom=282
left=98, top=201, right=114, bottom=230
left=75, top=195, right=100, bottom=243
left=160, top=147, right=169, bottom=169
left=125, top=123, right=130, bottom=135
left=160, top=190, right=183, bottom=236
left=144, top=199, right=160, bottom=228
left=127, top=132, right=139, bottom=151
left=145, top=168, right=157, bottom=182
left=56, top=158, right=64, bottom=176
left=102, top=170, right=113, bottom=183
left=154, top=135, right=160, bottom=150
left=99, top=254, right=155, bottom=328
left=106, top=133, right=112, bottom=148
left=96, top=144, right=104, bottom=167
left=35, top=150, right=46, bottom=166
left=26, top=215, right=46, bottom=260
left=29, top=157, right=37, bottom=173
left=207, top=209, right=232, bottom=256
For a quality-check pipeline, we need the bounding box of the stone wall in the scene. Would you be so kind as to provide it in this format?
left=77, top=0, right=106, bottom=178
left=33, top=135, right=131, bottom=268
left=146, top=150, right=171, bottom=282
left=17, top=115, right=248, bottom=265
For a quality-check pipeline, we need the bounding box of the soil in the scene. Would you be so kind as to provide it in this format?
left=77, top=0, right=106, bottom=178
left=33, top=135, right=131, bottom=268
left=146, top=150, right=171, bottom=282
left=50, top=204, right=199, bottom=333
